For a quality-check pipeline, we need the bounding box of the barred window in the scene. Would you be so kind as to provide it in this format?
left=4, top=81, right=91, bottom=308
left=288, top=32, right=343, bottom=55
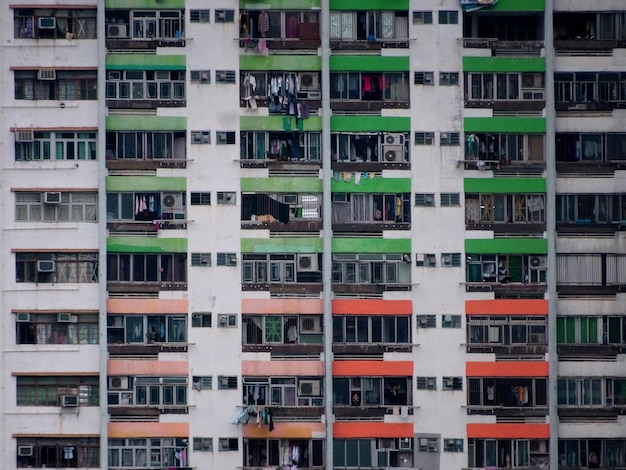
left=216, top=131, right=236, bottom=145
left=16, top=191, right=97, bottom=222
left=191, top=253, right=211, bottom=266
left=416, top=254, right=437, bottom=267
left=415, top=132, right=435, bottom=145
left=217, top=253, right=237, bottom=266
left=441, top=253, right=462, bottom=267
left=414, top=72, right=434, bottom=85
left=416, top=377, right=437, bottom=390
left=442, top=315, right=462, bottom=328
left=413, top=11, right=433, bottom=25
left=440, top=193, right=460, bottom=206
left=193, top=438, right=213, bottom=451
left=218, top=376, right=237, bottom=390
left=190, top=10, right=210, bottom=23
left=415, top=193, right=435, bottom=207
left=192, top=312, right=211, bottom=328
left=191, top=131, right=210, bottom=144
left=439, top=72, right=459, bottom=86
left=216, top=70, right=237, bottom=84
left=438, top=10, right=459, bottom=24
left=218, top=438, right=239, bottom=451
left=443, top=377, right=463, bottom=391
left=192, top=376, right=213, bottom=390
left=190, top=192, right=211, bottom=205
left=190, top=70, right=210, bottom=84
left=444, top=439, right=464, bottom=452
left=440, top=132, right=460, bottom=146
left=419, top=437, right=439, bottom=452
left=416, top=315, right=437, bottom=328
left=215, top=9, right=235, bottom=23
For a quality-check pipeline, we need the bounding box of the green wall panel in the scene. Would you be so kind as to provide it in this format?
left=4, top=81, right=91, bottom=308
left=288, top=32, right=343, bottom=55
left=464, top=117, right=546, bottom=134
left=106, top=116, right=186, bottom=132
left=240, top=55, right=321, bottom=71
left=332, top=238, right=411, bottom=253
left=329, top=56, right=410, bottom=72
left=331, top=177, right=411, bottom=193
left=465, top=238, right=547, bottom=255
left=240, top=0, right=321, bottom=9
left=106, top=0, right=185, bottom=8
left=106, top=54, right=186, bottom=70
left=489, top=0, right=544, bottom=11
left=462, top=57, right=545, bottom=73
left=106, top=177, right=186, bottom=192
left=240, top=116, right=322, bottom=131
left=241, top=177, right=322, bottom=193
left=107, top=237, right=187, bottom=253
left=331, top=116, right=410, bottom=132
left=241, top=238, right=322, bottom=253
left=330, top=0, right=409, bottom=10
left=464, top=178, right=546, bottom=194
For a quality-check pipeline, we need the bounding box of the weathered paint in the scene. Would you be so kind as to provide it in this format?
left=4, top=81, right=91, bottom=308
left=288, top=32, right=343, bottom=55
left=241, top=237, right=322, bottom=253
left=106, top=54, right=186, bottom=71
left=240, top=177, right=322, bottom=193
left=331, top=177, right=411, bottom=193
left=467, top=423, right=550, bottom=439
left=466, top=361, right=548, bottom=377
left=464, top=177, right=546, bottom=194
left=463, top=57, right=545, bottom=73
left=464, top=117, right=546, bottom=134
left=107, top=237, right=187, bottom=253
left=334, top=422, right=414, bottom=438
left=333, top=361, right=413, bottom=376
left=465, top=299, right=548, bottom=316
left=242, top=360, right=323, bottom=376
left=106, top=176, right=186, bottom=191
left=107, top=299, right=188, bottom=314
left=240, top=116, right=322, bottom=132
left=332, top=299, right=412, bottom=315
left=332, top=238, right=411, bottom=254
left=242, top=298, right=323, bottom=314
left=465, top=238, right=547, bottom=255
left=108, top=360, right=188, bottom=376
left=109, top=422, right=189, bottom=438
left=329, top=56, right=410, bottom=72
left=106, top=115, right=186, bottom=132
left=331, top=116, right=410, bottom=132
left=240, top=55, right=321, bottom=72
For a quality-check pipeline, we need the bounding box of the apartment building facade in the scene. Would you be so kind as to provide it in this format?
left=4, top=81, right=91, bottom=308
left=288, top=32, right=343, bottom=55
left=1, top=0, right=625, bottom=469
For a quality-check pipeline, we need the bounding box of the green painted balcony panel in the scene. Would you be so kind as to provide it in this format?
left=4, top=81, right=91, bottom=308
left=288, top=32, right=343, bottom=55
left=332, top=238, right=411, bottom=254
left=331, top=116, right=410, bottom=133
left=240, top=116, right=322, bottom=132
left=239, top=0, right=321, bottom=9
left=107, top=237, right=187, bottom=253
left=241, top=177, right=322, bottom=193
left=463, top=57, right=545, bottom=73
left=489, top=0, right=544, bottom=11
left=329, top=56, right=410, bottom=72
left=241, top=237, right=322, bottom=253
left=106, top=177, right=186, bottom=192
left=464, top=178, right=546, bottom=194
left=106, top=54, right=186, bottom=70
left=330, top=0, right=408, bottom=10
left=106, top=0, right=185, bottom=8
left=331, top=177, right=411, bottom=193
left=106, top=116, right=186, bottom=132
left=465, top=238, right=547, bottom=255
left=240, top=55, right=321, bottom=72
left=464, top=117, right=546, bottom=134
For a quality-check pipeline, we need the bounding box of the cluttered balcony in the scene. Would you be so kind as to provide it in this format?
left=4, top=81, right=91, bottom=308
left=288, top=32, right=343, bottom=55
left=105, top=9, right=186, bottom=50
left=239, top=10, right=320, bottom=52
left=241, top=193, right=321, bottom=232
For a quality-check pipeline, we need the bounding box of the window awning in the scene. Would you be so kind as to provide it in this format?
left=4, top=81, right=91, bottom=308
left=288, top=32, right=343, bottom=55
left=460, top=0, right=498, bottom=12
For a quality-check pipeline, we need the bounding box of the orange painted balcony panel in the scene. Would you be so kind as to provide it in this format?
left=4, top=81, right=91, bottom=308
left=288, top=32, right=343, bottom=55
left=467, top=423, right=549, bottom=439
left=334, top=422, right=413, bottom=438
left=108, top=360, right=188, bottom=376
left=466, top=361, right=548, bottom=377
left=243, top=422, right=325, bottom=439
left=107, top=298, right=188, bottom=314
left=332, top=299, right=412, bottom=315
left=109, top=422, right=189, bottom=438
left=242, top=360, right=323, bottom=376
left=242, top=298, right=323, bottom=314
left=465, top=299, right=548, bottom=316
left=333, top=361, right=413, bottom=376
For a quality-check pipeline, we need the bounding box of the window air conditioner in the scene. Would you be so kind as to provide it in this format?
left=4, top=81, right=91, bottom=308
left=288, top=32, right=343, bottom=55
left=298, top=379, right=321, bottom=396
left=16, top=130, right=34, bottom=142
left=44, top=192, right=62, bottom=204
left=299, top=316, right=322, bottom=333
left=162, top=193, right=184, bottom=216
left=37, top=69, right=56, bottom=81
left=108, top=377, right=130, bottom=390
left=18, top=446, right=34, bottom=457
left=107, top=71, right=121, bottom=81
left=384, top=133, right=405, bottom=146
left=383, top=145, right=404, bottom=162
left=37, top=260, right=55, bottom=272
left=298, top=254, right=319, bottom=272
left=107, top=24, right=128, bottom=38
left=16, top=313, right=32, bottom=322
left=530, top=256, right=546, bottom=269
left=61, top=395, right=79, bottom=407
left=441, top=255, right=453, bottom=267
left=38, top=17, right=56, bottom=29
left=58, top=313, right=77, bottom=323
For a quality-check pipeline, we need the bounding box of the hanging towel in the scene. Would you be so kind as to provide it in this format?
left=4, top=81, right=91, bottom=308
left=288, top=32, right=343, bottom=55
left=354, top=172, right=361, bottom=185
left=342, top=172, right=352, bottom=182
left=400, top=406, right=409, bottom=418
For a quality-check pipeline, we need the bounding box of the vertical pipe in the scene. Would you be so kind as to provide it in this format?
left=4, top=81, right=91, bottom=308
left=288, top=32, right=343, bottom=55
left=544, top=1, right=559, bottom=469
left=320, top=0, right=334, bottom=468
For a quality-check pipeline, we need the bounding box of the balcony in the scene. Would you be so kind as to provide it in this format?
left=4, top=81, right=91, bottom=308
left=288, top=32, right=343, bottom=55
left=329, top=11, right=409, bottom=50
left=105, top=10, right=185, bottom=50
left=242, top=315, right=323, bottom=358
left=468, top=377, right=548, bottom=417
left=107, top=253, right=187, bottom=294
left=330, top=72, right=410, bottom=113
left=332, top=193, right=410, bottom=233
left=465, top=194, right=545, bottom=234
left=241, top=193, right=321, bottom=232
left=554, top=13, right=626, bottom=54
left=239, top=10, right=320, bottom=51
left=556, top=253, right=626, bottom=297
left=332, top=254, right=412, bottom=294
left=107, top=192, right=187, bottom=232
left=333, top=377, right=412, bottom=420
left=557, top=377, right=626, bottom=419
left=108, top=314, right=188, bottom=356
left=240, top=131, right=321, bottom=172
left=244, top=438, right=324, bottom=469
left=106, top=131, right=187, bottom=170
left=462, top=12, right=544, bottom=56
left=106, top=70, right=185, bottom=109
left=331, top=132, right=410, bottom=171
left=465, top=254, right=546, bottom=294
left=107, top=375, right=188, bottom=416
left=242, top=253, right=322, bottom=293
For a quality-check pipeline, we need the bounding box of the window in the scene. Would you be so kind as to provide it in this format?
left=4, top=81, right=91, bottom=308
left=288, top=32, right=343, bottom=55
left=557, top=316, right=601, bottom=344
left=331, top=132, right=409, bottom=163
left=217, top=252, right=237, bottom=266
left=218, top=438, right=239, bottom=451
left=16, top=252, right=98, bottom=283
left=15, top=131, right=97, bottom=161
left=469, top=377, right=548, bottom=407
left=190, top=70, right=211, bottom=84
left=442, top=315, right=462, bottom=328
left=332, top=253, right=411, bottom=285
left=16, top=191, right=97, bottom=222
left=122, top=10, right=184, bottom=40
left=17, top=437, right=99, bottom=468
left=17, top=312, right=98, bottom=345
left=193, top=438, right=213, bottom=451
left=107, top=253, right=187, bottom=283
left=218, top=314, right=237, bottom=328
left=467, top=315, right=547, bottom=346
left=191, top=131, right=210, bottom=144
left=243, top=315, right=323, bottom=345
left=105, top=131, right=185, bottom=161
left=105, top=70, right=185, bottom=101
left=440, top=193, right=460, bottom=207
left=191, top=253, right=211, bottom=267
left=108, top=438, right=187, bottom=468
left=217, top=191, right=236, bottom=205
left=440, top=72, right=459, bottom=86
left=466, top=193, right=546, bottom=225
left=218, top=376, right=238, bottom=390
left=416, top=315, right=436, bottom=328
left=192, top=376, right=213, bottom=390
left=242, top=130, right=321, bottom=161
left=246, top=438, right=325, bottom=468
left=190, top=9, right=210, bottom=23
left=17, top=376, right=99, bottom=406
left=331, top=193, right=410, bottom=223
left=440, top=132, right=461, bottom=146
left=469, top=438, right=545, bottom=468
left=15, top=70, right=97, bottom=100
left=415, top=132, right=435, bottom=145
left=443, top=377, right=463, bottom=391
left=190, top=192, right=211, bottom=205
left=333, top=316, right=411, bottom=345
left=107, top=376, right=187, bottom=407
left=415, top=254, right=436, bottom=267
left=216, top=70, right=237, bottom=84
left=331, top=72, right=410, bottom=102
left=438, top=10, right=459, bottom=24
left=413, top=11, right=433, bottom=25
left=415, top=194, right=435, bottom=207
left=444, top=439, right=464, bottom=452
left=192, top=312, right=212, bottom=328
left=333, top=377, right=412, bottom=406
left=441, top=253, right=462, bottom=267
left=216, top=131, right=236, bottom=145
left=557, top=439, right=626, bottom=469
left=14, top=8, right=97, bottom=39
left=419, top=437, right=439, bottom=452
left=215, top=9, right=235, bottom=23
left=414, top=72, right=434, bottom=85
left=107, top=314, right=187, bottom=344
left=243, top=377, right=323, bottom=407
left=416, top=377, right=437, bottom=390
left=329, top=11, right=409, bottom=42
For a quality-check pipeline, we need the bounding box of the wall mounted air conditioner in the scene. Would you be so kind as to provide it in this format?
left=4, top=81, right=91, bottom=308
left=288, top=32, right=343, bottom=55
left=16, top=130, right=34, bottom=142
left=107, top=24, right=128, bottom=38
left=37, top=260, right=55, bottom=272
left=108, top=377, right=129, bottom=390
left=38, top=69, right=56, bottom=81
left=298, top=379, right=321, bottom=396
left=299, top=72, right=320, bottom=91
left=384, top=133, right=405, bottom=146
left=299, top=316, right=322, bottom=333
left=58, top=313, right=77, bottom=323
left=38, top=17, right=56, bottom=29
left=16, top=313, right=32, bottom=322
left=297, top=254, right=319, bottom=272
left=61, top=395, right=79, bottom=407
left=44, top=192, right=62, bottom=204
left=530, top=256, right=546, bottom=269
left=399, top=438, right=412, bottom=450
left=18, top=446, right=34, bottom=457
left=383, top=145, right=403, bottom=162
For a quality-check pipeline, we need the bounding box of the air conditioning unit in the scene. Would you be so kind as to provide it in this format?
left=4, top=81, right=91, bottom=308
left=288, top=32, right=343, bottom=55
left=299, top=72, right=320, bottom=91
left=379, top=438, right=395, bottom=449
left=16, top=130, right=34, bottom=142
left=192, top=381, right=202, bottom=391
left=162, top=193, right=184, bottom=211
left=529, top=256, right=546, bottom=269
left=300, top=316, right=322, bottom=333
left=107, top=24, right=128, bottom=38
left=305, top=91, right=321, bottom=100
left=16, top=313, right=32, bottom=322
left=441, top=255, right=453, bottom=267
left=383, top=145, right=404, bottom=162
left=38, top=17, right=56, bottom=29
left=38, top=69, right=56, bottom=81
left=298, top=379, right=321, bottom=396
left=18, top=446, right=34, bottom=457
left=44, top=192, right=62, bottom=204
left=61, top=395, right=79, bottom=407
left=298, top=254, right=319, bottom=272
left=107, top=71, right=121, bottom=81
left=384, top=133, right=405, bottom=146
left=108, top=377, right=129, bottom=390
left=37, top=260, right=55, bottom=272
left=58, top=313, right=77, bottom=323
